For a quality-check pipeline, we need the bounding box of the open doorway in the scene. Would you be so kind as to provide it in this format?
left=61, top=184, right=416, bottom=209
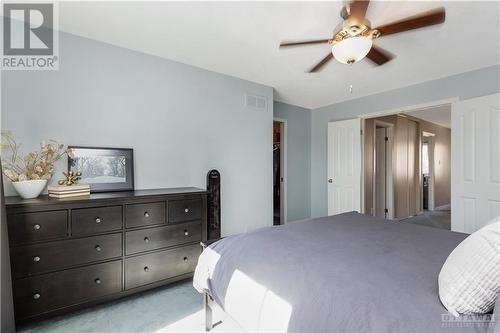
left=362, top=105, right=451, bottom=229
left=404, top=107, right=451, bottom=230
left=273, top=119, right=287, bottom=225
left=360, top=95, right=499, bottom=233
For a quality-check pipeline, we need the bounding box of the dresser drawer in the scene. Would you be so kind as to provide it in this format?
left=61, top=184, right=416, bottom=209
left=168, top=198, right=202, bottom=224
left=13, top=260, right=122, bottom=319
left=124, top=244, right=200, bottom=290
left=11, top=233, right=122, bottom=278
left=72, top=206, right=123, bottom=236
left=126, top=202, right=165, bottom=228
left=125, top=221, right=201, bottom=255
left=8, top=210, right=68, bottom=245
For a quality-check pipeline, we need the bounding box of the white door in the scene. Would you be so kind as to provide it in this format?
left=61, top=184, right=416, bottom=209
left=452, top=93, right=500, bottom=233
left=328, top=119, right=362, bottom=215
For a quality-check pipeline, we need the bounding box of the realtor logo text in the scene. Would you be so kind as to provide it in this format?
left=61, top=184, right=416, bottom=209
left=2, top=2, right=59, bottom=70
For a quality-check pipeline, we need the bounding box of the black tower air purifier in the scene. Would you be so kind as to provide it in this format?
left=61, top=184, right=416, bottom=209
left=207, top=169, right=221, bottom=240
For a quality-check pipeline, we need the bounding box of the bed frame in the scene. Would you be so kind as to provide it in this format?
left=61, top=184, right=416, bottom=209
left=204, top=292, right=214, bottom=331
left=201, top=239, right=223, bottom=332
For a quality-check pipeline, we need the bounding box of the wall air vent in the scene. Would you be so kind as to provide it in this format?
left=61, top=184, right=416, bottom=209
left=245, top=94, right=267, bottom=111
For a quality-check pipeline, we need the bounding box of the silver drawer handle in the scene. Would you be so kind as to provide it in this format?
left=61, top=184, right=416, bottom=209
left=33, top=256, right=41, bottom=262
left=184, top=230, right=189, bottom=236
left=95, top=217, right=102, bottom=224
left=183, top=257, right=188, bottom=262
left=144, top=266, right=149, bottom=272
left=94, top=278, right=101, bottom=284
left=33, top=293, right=41, bottom=300
left=184, top=208, right=189, bottom=213
left=33, top=224, right=41, bottom=230
left=95, top=245, right=102, bottom=252
left=144, top=237, right=150, bottom=243
left=144, top=212, right=150, bottom=218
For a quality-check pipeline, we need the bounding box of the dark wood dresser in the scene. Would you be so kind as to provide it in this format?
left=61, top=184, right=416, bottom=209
left=5, top=187, right=207, bottom=322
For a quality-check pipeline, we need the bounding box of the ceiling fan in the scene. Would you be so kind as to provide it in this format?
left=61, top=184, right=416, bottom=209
left=279, top=0, right=445, bottom=72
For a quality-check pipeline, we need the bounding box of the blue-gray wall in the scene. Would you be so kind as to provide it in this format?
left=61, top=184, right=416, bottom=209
left=310, top=65, right=500, bottom=217
left=1, top=32, right=274, bottom=236
left=2, top=28, right=498, bottom=225
left=274, top=102, right=311, bottom=221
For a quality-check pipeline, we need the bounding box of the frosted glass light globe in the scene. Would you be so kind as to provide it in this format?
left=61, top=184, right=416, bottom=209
left=331, top=37, right=373, bottom=64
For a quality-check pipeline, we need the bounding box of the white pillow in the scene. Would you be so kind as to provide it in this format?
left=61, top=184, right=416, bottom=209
left=438, top=216, right=500, bottom=317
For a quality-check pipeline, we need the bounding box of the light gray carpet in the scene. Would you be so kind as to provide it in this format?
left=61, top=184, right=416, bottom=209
left=403, top=210, right=451, bottom=230
left=17, top=280, right=238, bottom=333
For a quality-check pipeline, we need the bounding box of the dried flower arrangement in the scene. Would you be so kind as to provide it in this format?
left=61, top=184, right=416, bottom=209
left=0, top=130, right=73, bottom=182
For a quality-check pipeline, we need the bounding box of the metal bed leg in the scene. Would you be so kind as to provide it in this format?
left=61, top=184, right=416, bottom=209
left=204, top=293, right=213, bottom=332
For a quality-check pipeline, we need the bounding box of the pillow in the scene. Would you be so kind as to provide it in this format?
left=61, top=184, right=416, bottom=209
left=438, top=216, right=500, bottom=317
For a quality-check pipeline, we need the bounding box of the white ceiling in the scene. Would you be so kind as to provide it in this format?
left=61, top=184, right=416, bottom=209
left=405, top=104, right=451, bottom=128
left=58, top=1, right=500, bottom=109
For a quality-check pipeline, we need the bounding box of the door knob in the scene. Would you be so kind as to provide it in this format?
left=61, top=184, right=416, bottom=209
left=328, top=178, right=333, bottom=183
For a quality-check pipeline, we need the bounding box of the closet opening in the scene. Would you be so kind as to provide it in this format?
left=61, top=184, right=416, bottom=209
left=273, top=119, right=287, bottom=225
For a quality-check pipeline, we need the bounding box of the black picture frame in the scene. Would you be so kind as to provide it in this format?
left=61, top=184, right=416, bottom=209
left=68, top=146, right=134, bottom=193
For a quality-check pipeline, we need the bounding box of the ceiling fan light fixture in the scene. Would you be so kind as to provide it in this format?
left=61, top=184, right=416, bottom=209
left=331, top=36, right=372, bottom=64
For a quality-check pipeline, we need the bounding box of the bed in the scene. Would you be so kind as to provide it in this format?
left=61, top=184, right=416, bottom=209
left=193, top=212, right=497, bottom=332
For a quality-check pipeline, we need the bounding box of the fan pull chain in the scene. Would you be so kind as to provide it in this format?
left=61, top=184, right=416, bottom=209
left=348, top=61, right=354, bottom=94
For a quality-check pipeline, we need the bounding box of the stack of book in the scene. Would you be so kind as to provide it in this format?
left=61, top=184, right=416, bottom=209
left=48, top=184, right=90, bottom=199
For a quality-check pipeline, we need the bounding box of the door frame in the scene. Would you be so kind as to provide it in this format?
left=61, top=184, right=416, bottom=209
left=273, top=117, right=287, bottom=224
left=422, top=132, right=436, bottom=211
left=373, top=120, right=395, bottom=219
left=359, top=98, right=457, bottom=217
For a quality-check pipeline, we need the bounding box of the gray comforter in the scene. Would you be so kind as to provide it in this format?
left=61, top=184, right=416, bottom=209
left=194, top=212, right=497, bottom=332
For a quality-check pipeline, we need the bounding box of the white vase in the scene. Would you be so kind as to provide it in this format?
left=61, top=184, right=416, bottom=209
left=11, top=179, right=48, bottom=199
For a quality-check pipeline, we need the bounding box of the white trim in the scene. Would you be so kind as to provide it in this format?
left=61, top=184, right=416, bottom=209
left=358, top=97, right=459, bottom=120
left=273, top=117, right=288, bottom=224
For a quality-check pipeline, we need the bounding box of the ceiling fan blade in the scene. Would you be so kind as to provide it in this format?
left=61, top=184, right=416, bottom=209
left=366, top=45, right=393, bottom=65
left=349, top=0, right=370, bottom=21
left=308, top=53, right=334, bottom=73
left=280, top=39, right=330, bottom=47
left=374, top=7, right=445, bottom=37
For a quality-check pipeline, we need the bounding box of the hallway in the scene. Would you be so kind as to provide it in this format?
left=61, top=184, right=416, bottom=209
left=403, top=209, right=451, bottom=230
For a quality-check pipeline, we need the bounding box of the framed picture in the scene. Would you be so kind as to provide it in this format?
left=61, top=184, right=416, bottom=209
left=68, top=146, right=134, bottom=193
